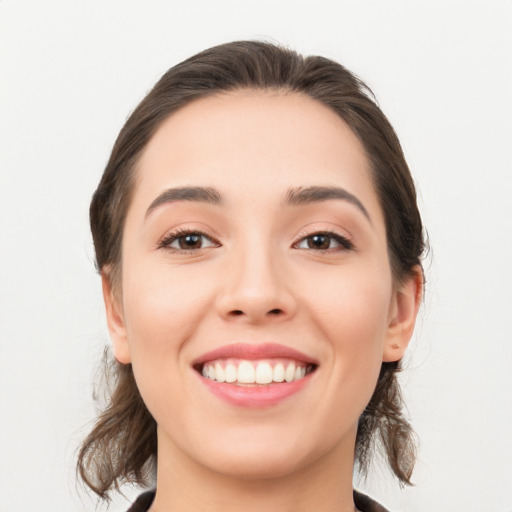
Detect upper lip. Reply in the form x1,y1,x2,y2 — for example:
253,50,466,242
192,342,319,366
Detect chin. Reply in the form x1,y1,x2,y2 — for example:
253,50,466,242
202,446,307,481
184,425,335,482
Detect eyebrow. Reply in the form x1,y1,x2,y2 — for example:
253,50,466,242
285,186,371,222
145,184,370,223
145,186,222,218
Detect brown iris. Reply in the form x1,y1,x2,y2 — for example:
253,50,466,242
307,234,332,250
178,234,203,249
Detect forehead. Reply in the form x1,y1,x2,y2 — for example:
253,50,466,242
132,90,382,223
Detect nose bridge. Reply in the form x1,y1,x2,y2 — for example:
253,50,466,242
217,234,295,322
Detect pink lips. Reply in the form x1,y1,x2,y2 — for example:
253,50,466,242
193,342,319,366
193,343,318,408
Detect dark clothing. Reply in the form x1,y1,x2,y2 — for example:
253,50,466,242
126,489,390,512
354,490,391,512
127,491,155,512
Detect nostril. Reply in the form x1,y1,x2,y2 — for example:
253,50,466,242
228,308,282,317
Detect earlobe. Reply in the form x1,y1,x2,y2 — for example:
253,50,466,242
383,265,423,363
101,268,132,364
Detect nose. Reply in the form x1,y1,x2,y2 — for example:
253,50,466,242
215,245,297,324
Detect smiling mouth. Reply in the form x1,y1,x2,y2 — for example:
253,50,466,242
194,358,317,386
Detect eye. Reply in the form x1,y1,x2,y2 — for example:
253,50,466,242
294,232,353,251
159,229,219,251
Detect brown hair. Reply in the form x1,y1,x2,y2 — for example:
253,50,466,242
78,40,425,499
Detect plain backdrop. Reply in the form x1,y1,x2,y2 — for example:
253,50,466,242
1,1,511,511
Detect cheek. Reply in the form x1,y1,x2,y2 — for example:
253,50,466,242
307,260,391,339
120,261,213,382
305,264,392,387
119,269,214,427
123,259,209,335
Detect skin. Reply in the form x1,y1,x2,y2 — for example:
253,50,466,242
103,90,422,512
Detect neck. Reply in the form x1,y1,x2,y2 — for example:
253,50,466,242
149,428,358,512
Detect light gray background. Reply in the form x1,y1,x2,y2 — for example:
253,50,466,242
1,1,511,511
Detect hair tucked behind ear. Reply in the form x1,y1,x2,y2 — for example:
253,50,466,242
79,39,426,499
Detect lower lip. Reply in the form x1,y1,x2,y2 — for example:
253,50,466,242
198,374,312,407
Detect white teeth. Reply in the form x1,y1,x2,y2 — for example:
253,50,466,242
225,363,237,383
255,362,273,384
214,363,225,383
237,361,255,383
285,363,296,383
273,363,285,382
201,359,312,385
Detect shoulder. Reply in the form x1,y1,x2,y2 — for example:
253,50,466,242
354,490,391,512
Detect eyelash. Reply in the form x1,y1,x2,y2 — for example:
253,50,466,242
157,228,220,253
293,231,354,252
158,228,353,254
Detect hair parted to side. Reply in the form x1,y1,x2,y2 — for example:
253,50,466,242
79,40,426,500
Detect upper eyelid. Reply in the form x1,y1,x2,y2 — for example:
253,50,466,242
292,228,355,252
156,226,353,248
157,228,220,249
292,227,352,243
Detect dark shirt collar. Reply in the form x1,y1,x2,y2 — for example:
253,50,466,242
127,489,390,512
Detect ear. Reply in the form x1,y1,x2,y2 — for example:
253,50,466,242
383,265,423,363
101,268,132,364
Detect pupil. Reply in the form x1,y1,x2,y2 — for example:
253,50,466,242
180,234,201,249
309,234,330,249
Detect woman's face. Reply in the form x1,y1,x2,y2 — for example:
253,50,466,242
105,90,417,480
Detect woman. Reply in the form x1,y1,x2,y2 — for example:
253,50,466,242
78,40,425,512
